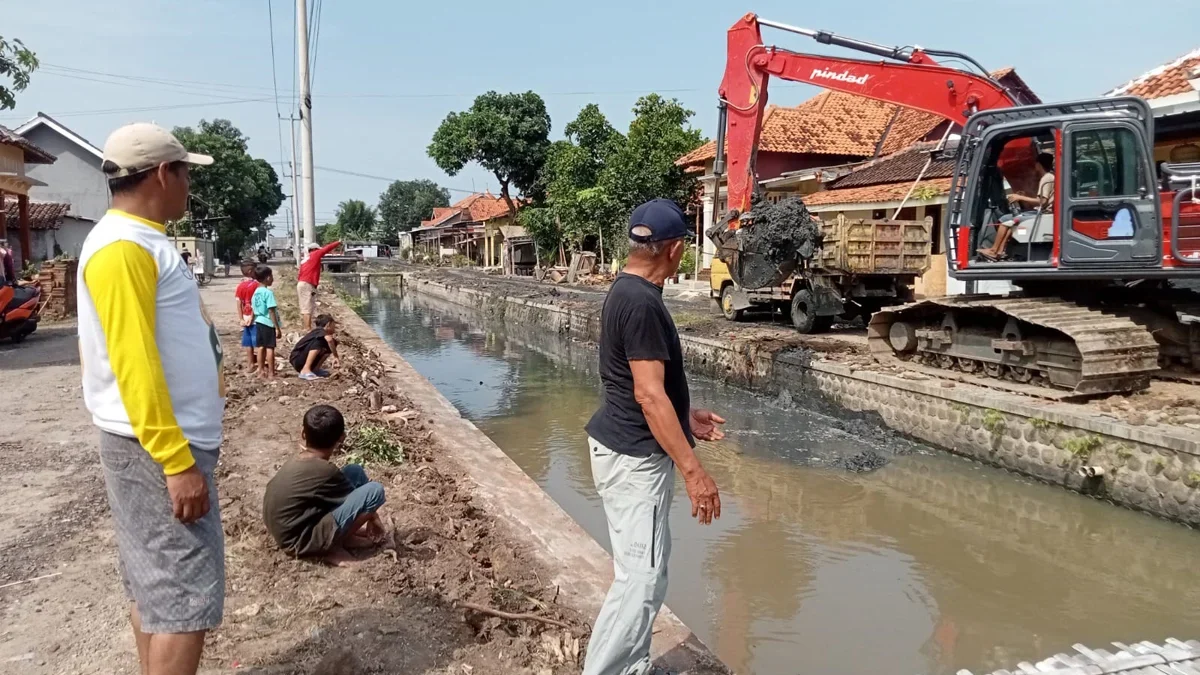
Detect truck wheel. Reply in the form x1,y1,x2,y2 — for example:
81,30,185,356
720,285,745,322
791,290,820,333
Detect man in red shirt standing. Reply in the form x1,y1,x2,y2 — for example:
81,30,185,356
297,240,341,330
234,261,260,369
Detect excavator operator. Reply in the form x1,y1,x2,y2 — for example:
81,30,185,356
978,152,1055,261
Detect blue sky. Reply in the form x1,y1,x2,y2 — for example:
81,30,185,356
5,0,1197,235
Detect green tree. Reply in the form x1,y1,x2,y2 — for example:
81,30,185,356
521,98,704,261
171,119,284,262
330,199,377,243
600,94,705,214
376,179,450,244
0,36,38,110
428,91,551,224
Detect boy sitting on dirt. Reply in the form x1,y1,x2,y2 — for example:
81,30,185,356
291,313,340,380
263,404,387,566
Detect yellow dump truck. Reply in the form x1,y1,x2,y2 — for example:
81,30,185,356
711,214,932,333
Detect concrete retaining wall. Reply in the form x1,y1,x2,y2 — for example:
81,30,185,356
393,274,1200,528
331,290,726,674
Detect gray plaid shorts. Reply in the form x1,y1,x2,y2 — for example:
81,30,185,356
99,431,225,634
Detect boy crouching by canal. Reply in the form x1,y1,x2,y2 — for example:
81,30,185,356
291,313,340,380
263,404,387,566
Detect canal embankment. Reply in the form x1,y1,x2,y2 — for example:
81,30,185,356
343,281,1200,675
324,284,728,674
387,270,1200,527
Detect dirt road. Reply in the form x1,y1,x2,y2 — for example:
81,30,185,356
0,271,589,674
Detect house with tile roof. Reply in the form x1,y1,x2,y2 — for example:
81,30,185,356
14,113,106,258
1105,47,1200,164
411,191,528,268
0,123,56,267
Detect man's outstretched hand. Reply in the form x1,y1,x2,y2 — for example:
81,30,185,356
690,409,726,442
683,466,721,525
166,465,210,524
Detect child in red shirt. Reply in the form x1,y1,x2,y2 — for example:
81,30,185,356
234,261,260,369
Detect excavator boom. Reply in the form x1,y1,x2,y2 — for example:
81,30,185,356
716,12,1018,216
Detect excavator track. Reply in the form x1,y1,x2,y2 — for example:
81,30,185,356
868,296,1161,398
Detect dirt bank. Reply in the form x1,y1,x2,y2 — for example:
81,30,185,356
0,269,591,675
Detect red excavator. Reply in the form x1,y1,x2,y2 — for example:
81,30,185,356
706,13,1200,397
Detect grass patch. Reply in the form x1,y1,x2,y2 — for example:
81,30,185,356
982,409,1006,435
1029,417,1055,430
336,288,365,312
1188,472,1200,485
1064,434,1102,461
341,425,404,466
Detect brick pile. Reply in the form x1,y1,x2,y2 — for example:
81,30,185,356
37,259,78,319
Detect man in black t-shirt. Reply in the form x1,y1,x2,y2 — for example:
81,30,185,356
582,199,724,675
291,313,340,380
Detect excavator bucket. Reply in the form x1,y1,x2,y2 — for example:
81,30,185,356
706,195,821,289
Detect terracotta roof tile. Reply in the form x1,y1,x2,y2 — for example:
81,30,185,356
420,192,517,228
828,144,955,189
804,178,952,207
1107,48,1200,100
677,91,942,167
3,196,70,230
0,124,56,164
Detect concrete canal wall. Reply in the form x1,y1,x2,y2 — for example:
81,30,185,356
394,274,1200,528
330,293,728,674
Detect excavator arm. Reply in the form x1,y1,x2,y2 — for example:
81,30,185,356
716,13,1019,217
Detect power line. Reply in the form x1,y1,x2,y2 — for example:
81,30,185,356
37,68,272,103
42,63,280,97
0,97,273,120
314,165,476,193
308,0,324,90
37,61,717,100
267,0,289,201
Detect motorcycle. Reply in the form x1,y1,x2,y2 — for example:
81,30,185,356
0,283,41,343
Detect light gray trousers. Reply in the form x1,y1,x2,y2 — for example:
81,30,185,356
583,437,676,675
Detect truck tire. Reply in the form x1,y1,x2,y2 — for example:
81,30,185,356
790,290,831,334
719,285,745,321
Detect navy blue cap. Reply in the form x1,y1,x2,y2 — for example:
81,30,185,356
629,199,689,243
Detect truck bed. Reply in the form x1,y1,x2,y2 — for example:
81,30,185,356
817,214,932,277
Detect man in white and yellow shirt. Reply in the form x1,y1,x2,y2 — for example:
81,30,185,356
77,123,223,675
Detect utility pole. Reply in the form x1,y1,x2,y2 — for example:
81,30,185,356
289,115,301,264
296,0,316,247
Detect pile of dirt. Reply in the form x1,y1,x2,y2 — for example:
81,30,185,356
1091,383,1200,429
707,195,822,290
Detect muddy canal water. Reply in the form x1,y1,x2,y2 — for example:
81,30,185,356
352,284,1200,675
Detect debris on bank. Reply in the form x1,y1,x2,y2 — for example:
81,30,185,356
209,269,590,674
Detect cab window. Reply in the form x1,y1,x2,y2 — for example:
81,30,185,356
1070,127,1145,198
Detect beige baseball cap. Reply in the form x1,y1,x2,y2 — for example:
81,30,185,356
101,122,213,178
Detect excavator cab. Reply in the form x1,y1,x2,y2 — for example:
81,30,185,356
948,96,1163,280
